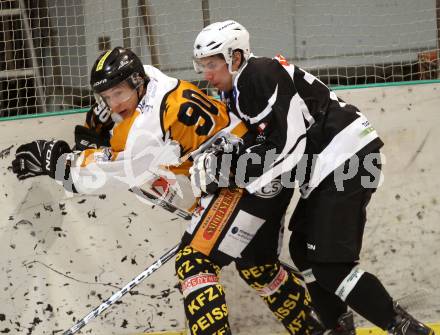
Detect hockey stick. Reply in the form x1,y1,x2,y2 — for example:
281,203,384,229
62,183,190,334
132,185,304,278
132,185,304,271
62,243,180,335
130,186,192,220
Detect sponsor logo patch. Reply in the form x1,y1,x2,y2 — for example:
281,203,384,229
93,78,107,88
118,59,130,69
217,210,265,258
190,188,242,255
181,273,218,297
254,179,283,198
306,243,316,250
257,266,288,297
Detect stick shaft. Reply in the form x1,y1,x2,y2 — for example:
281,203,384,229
63,243,180,335
130,186,192,220
64,183,189,334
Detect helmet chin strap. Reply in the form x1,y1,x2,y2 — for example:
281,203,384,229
227,62,236,74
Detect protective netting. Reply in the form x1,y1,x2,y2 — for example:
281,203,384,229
0,0,439,117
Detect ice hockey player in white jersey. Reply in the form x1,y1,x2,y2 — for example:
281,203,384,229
12,47,324,334
192,19,435,335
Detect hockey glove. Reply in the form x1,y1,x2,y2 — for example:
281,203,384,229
12,140,71,180
74,101,114,151
209,134,243,155
189,135,241,194
190,151,224,194
74,125,111,151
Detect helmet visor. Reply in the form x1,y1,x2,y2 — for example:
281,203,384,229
95,79,143,110
193,56,227,74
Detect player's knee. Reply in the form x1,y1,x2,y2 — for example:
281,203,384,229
237,262,304,298
289,247,309,272
311,262,359,293
288,234,310,271
175,245,220,282
237,262,281,292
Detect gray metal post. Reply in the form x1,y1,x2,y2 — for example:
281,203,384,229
202,0,210,27
18,0,47,113
121,0,131,48
138,0,160,69
437,0,440,78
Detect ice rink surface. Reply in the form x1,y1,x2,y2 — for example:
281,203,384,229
1,83,439,334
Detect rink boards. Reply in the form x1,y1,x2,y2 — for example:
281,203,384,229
0,82,439,334
137,323,440,334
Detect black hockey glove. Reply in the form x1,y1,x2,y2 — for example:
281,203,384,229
189,135,242,194
12,140,71,180
74,101,114,150
74,125,111,151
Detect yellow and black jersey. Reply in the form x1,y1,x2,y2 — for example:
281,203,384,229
161,79,237,156
70,65,247,194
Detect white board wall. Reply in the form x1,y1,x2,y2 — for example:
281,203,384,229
0,83,439,334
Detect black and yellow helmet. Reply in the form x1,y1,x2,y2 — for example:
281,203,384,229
90,47,147,93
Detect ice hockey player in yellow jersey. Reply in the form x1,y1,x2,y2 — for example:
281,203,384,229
12,47,324,335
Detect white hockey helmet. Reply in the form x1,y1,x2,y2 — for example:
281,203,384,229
193,20,250,73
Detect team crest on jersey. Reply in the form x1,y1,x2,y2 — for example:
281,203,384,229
256,122,267,143
254,179,283,198
138,79,157,113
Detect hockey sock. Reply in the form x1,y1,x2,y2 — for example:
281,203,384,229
305,280,348,329
183,284,230,335
344,272,394,330
238,262,314,335
176,245,231,335
290,237,348,329
312,262,395,329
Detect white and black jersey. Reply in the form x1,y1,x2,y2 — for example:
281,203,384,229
225,55,383,196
